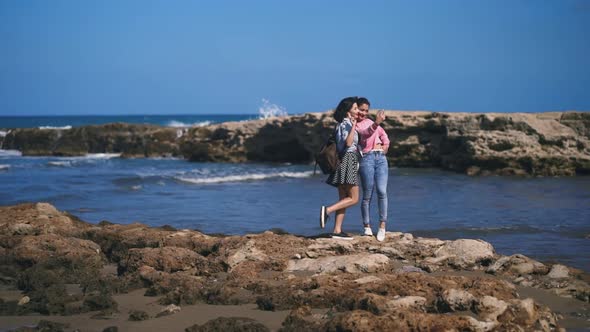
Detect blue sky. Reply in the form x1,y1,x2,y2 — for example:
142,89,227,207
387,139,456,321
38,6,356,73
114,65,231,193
1,0,589,115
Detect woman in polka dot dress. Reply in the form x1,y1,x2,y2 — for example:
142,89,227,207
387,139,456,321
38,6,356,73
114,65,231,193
319,96,360,240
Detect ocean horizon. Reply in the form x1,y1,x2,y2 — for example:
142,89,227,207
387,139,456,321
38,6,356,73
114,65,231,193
0,114,261,129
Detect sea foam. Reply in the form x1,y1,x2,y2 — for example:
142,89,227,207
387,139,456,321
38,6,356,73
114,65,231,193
177,171,313,184
84,153,121,159
166,120,212,128
47,161,72,167
38,125,72,130
0,149,22,157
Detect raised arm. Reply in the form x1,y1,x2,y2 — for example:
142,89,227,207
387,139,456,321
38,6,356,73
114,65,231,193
357,110,386,138
345,117,357,147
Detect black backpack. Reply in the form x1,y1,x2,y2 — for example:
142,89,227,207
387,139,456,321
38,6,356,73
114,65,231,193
314,128,340,175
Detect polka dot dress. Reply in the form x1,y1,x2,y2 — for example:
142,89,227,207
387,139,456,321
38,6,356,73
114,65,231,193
326,151,359,187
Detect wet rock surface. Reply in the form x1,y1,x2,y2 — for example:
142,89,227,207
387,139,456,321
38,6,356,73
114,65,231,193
0,203,589,331
2,111,589,176
185,317,270,332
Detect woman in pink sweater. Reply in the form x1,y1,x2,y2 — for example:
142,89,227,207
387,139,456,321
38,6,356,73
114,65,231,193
356,97,390,241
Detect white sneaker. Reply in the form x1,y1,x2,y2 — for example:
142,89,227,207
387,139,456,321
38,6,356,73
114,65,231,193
376,228,386,242
363,227,373,236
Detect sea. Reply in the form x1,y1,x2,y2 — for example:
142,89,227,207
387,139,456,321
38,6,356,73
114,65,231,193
0,114,589,273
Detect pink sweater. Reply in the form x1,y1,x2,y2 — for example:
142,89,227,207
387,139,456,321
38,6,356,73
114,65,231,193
356,118,390,154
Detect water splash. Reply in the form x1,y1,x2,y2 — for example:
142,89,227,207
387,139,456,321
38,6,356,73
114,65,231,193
258,99,287,119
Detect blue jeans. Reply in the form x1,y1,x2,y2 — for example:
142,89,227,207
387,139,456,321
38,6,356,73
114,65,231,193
359,151,388,226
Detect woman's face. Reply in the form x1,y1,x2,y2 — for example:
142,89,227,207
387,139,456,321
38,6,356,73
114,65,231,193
357,103,369,121
348,103,359,119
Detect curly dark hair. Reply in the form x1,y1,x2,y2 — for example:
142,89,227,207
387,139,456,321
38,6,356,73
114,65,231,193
333,96,358,123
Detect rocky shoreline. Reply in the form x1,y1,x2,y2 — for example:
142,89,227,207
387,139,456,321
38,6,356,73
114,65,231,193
0,203,588,331
2,111,590,176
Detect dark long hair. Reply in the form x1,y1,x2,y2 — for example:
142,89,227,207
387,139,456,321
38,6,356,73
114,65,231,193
333,96,358,123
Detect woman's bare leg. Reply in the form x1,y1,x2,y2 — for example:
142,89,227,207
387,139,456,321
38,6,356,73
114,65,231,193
327,185,359,233
333,186,347,233
327,185,359,213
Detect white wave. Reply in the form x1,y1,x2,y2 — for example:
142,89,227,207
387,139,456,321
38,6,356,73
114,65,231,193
147,156,183,161
166,120,212,128
47,161,72,167
0,130,8,137
38,125,72,130
0,164,10,170
177,171,313,184
0,149,22,157
258,99,288,119
131,185,142,191
83,153,121,159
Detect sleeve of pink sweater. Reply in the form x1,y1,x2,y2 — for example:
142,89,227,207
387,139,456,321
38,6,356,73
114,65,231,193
357,119,390,153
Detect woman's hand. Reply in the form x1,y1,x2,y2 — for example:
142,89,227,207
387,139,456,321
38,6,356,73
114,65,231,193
375,110,386,125
345,117,358,147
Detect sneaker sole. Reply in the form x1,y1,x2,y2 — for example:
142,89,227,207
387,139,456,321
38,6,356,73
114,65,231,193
320,206,326,229
331,236,354,240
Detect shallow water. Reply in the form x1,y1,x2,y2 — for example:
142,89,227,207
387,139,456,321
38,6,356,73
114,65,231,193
1,151,589,272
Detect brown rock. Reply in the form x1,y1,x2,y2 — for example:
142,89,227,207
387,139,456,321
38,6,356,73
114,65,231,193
120,246,211,274
12,234,103,268
430,239,495,269
186,317,269,332
440,288,476,311
0,203,92,237
325,310,477,332
155,304,180,317
486,254,549,277
285,253,390,274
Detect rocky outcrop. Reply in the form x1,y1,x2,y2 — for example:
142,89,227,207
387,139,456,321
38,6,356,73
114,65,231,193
1,203,589,330
0,123,180,158
2,111,590,176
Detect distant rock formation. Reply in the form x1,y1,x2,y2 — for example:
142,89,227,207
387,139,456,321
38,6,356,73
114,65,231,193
2,111,589,176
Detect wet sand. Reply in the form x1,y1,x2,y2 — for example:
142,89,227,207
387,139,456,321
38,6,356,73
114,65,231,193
515,286,590,331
